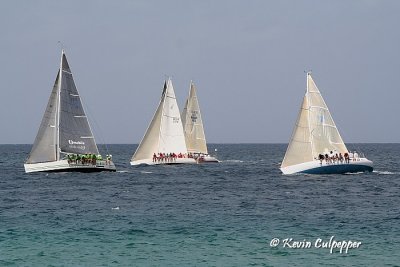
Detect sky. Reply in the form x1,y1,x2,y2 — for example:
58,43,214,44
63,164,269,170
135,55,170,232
1,0,399,144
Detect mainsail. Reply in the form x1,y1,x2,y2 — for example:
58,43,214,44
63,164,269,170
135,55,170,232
58,53,99,156
181,81,208,154
27,50,99,164
281,73,348,168
131,78,188,162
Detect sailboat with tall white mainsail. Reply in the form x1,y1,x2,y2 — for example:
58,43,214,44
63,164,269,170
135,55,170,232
130,78,196,165
181,81,219,163
24,50,116,173
280,72,373,174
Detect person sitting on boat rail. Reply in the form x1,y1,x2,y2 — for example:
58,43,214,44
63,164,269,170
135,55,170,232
353,151,359,161
91,153,97,165
329,151,334,163
349,151,354,161
344,152,349,163
318,154,324,165
67,154,73,164
339,153,344,163
106,154,112,164
324,153,329,164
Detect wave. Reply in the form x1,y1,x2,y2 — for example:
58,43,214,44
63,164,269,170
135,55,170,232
344,172,365,175
111,207,120,210
373,170,398,175
224,160,244,163
140,171,153,174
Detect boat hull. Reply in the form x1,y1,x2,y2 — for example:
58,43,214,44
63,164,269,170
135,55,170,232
130,158,196,166
24,160,116,173
280,158,373,175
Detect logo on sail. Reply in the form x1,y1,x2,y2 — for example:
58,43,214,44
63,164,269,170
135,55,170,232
191,111,198,123
69,140,85,145
68,140,85,150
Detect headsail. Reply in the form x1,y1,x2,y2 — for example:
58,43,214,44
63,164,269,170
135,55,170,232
281,73,347,168
181,82,208,154
131,78,188,162
281,95,313,168
27,50,99,164
131,81,166,162
26,72,59,163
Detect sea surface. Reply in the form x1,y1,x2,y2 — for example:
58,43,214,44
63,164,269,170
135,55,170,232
0,144,399,267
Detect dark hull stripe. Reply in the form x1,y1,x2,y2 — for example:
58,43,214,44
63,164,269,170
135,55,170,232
300,164,373,174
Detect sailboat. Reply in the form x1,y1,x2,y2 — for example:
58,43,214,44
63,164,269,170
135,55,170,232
130,78,196,165
181,81,219,163
24,50,116,173
280,72,373,174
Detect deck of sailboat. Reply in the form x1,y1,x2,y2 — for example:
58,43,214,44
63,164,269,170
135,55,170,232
280,158,373,175
24,160,116,173
130,157,196,166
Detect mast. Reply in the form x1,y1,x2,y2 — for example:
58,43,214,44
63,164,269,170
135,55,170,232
55,50,63,161
158,79,168,153
306,72,315,158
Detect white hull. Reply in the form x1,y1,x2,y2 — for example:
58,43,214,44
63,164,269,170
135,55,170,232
24,159,116,173
130,157,196,166
281,158,373,175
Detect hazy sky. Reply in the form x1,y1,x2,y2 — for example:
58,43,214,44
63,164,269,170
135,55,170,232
1,0,399,144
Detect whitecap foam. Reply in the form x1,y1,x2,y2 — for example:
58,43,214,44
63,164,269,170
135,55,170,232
112,207,120,210
373,170,396,175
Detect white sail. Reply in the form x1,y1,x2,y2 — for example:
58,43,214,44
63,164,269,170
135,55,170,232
27,50,99,163
131,79,188,163
281,73,348,168
181,82,208,154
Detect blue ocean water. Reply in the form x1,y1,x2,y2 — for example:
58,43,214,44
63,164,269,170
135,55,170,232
0,144,399,266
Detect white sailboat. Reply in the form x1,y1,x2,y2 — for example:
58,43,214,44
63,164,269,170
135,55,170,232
130,78,196,165
280,72,373,175
181,81,219,163
24,50,116,173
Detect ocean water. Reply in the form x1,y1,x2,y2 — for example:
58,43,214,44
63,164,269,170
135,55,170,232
0,144,399,266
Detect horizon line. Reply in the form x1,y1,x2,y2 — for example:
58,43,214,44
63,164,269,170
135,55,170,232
3,142,400,145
